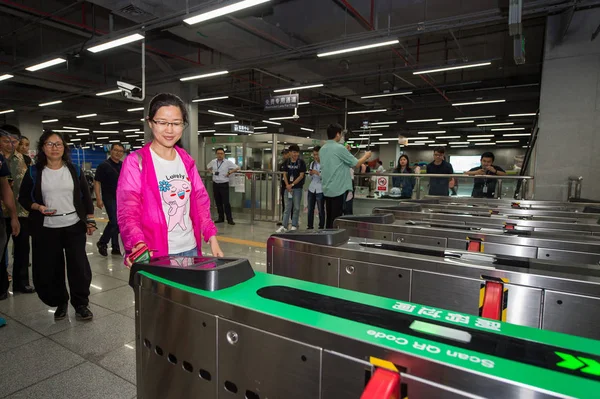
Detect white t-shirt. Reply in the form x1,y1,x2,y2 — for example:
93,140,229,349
206,158,237,183
150,149,196,254
42,166,80,228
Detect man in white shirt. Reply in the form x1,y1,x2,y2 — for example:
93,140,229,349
207,148,239,225
307,146,324,229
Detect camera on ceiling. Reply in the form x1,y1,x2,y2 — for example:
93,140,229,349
117,81,143,100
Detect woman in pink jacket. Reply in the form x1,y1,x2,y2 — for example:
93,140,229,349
117,93,223,265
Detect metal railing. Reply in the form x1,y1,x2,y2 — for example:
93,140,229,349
567,176,583,200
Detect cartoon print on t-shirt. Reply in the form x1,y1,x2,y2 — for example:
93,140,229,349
158,175,192,232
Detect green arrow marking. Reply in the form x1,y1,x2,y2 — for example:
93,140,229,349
556,352,584,370
580,357,600,376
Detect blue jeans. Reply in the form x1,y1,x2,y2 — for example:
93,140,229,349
171,248,198,257
307,191,324,229
99,198,120,250
282,189,302,228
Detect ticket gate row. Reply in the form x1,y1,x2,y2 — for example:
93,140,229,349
334,213,600,264
130,257,600,399
421,196,598,212
267,230,600,341
371,204,600,234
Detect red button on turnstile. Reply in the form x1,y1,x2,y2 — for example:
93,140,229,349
481,281,503,321
361,368,400,399
467,240,482,252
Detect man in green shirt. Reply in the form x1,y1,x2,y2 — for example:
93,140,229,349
320,123,371,228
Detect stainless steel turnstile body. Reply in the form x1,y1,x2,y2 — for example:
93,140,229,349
334,214,600,264
423,196,598,211
267,231,600,340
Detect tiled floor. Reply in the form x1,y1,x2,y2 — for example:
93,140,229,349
0,211,275,399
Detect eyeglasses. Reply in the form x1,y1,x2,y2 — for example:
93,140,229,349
151,119,186,130
112,149,125,153
45,142,64,148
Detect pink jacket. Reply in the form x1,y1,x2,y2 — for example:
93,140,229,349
117,144,217,258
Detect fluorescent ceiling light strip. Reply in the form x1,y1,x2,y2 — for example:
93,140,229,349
53,130,78,133
88,33,144,53
455,115,495,120
509,113,536,117
363,125,389,128
413,61,491,75
269,116,296,120
467,138,491,142
254,126,267,129
452,99,506,106
491,127,525,131
184,0,270,25
214,120,239,125
262,120,281,125
86,142,95,144
496,140,520,143
359,133,383,137
371,121,397,125
26,58,66,72
39,100,62,107
93,130,119,133
438,120,473,125
208,110,235,117
193,96,229,102
429,143,447,147
408,136,427,140
136,139,145,142
70,138,81,142
100,121,119,125
448,142,470,145
42,119,58,123
127,107,144,112
503,133,531,137
63,126,88,131
436,136,461,139
418,131,446,134
317,39,399,57
300,127,314,132
214,133,238,136
467,134,494,138
298,102,310,105
273,83,323,93
76,113,97,119
475,142,496,145
407,118,442,123
126,135,140,138
0,109,14,115
96,137,109,140
348,109,387,115
360,91,412,99
417,140,435,144
96,89,121,96
198,130,217,133
180,70,229,82
109,140,120,143
75,133,90,136
123,128,140,132
406,142,426,146
477,123,514,127
0,74,13,82
451,145,469,148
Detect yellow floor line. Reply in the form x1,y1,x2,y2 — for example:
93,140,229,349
217,236,267,248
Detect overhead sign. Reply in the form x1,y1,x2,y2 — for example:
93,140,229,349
264,94,299,111
232,124,254,134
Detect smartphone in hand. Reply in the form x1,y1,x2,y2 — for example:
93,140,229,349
128,244,151,265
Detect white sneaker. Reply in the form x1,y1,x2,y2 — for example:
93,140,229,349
290,226,298,231
276,226,288,233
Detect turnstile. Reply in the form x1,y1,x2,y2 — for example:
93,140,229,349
423,196,599,211
130,256,600,399
334,213,600,264
372,204,600,234
267,230,600,340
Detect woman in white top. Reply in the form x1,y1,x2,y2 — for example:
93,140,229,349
19,131,97,321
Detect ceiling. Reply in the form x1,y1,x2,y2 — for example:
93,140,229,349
0,0,594,150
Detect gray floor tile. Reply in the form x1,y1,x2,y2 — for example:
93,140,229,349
97,341,137,384
89,274,128,294
118,306,136,319
89,286,135,312
0,292,51,318
6,361,136,399
13,303,114,336
0,338,84,397
101,267,132,282
0,316,43,353
50,313,135,362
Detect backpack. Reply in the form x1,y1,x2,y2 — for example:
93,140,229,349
29,164,81,203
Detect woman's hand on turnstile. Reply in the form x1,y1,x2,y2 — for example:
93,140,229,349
209,236,224,258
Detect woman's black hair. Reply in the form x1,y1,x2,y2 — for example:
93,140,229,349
147,93,189,125
396,154,412,173
35,130,71,169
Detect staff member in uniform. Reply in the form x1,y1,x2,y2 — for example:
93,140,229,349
94,143,124,256
207,148,239,225
426,147,454,196
465,152,507,198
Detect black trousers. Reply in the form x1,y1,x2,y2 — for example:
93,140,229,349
213,182,233,222
32,222,92,308
325,193,346,229
0,217,30,291
0,218,9,295
98,198,120,249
